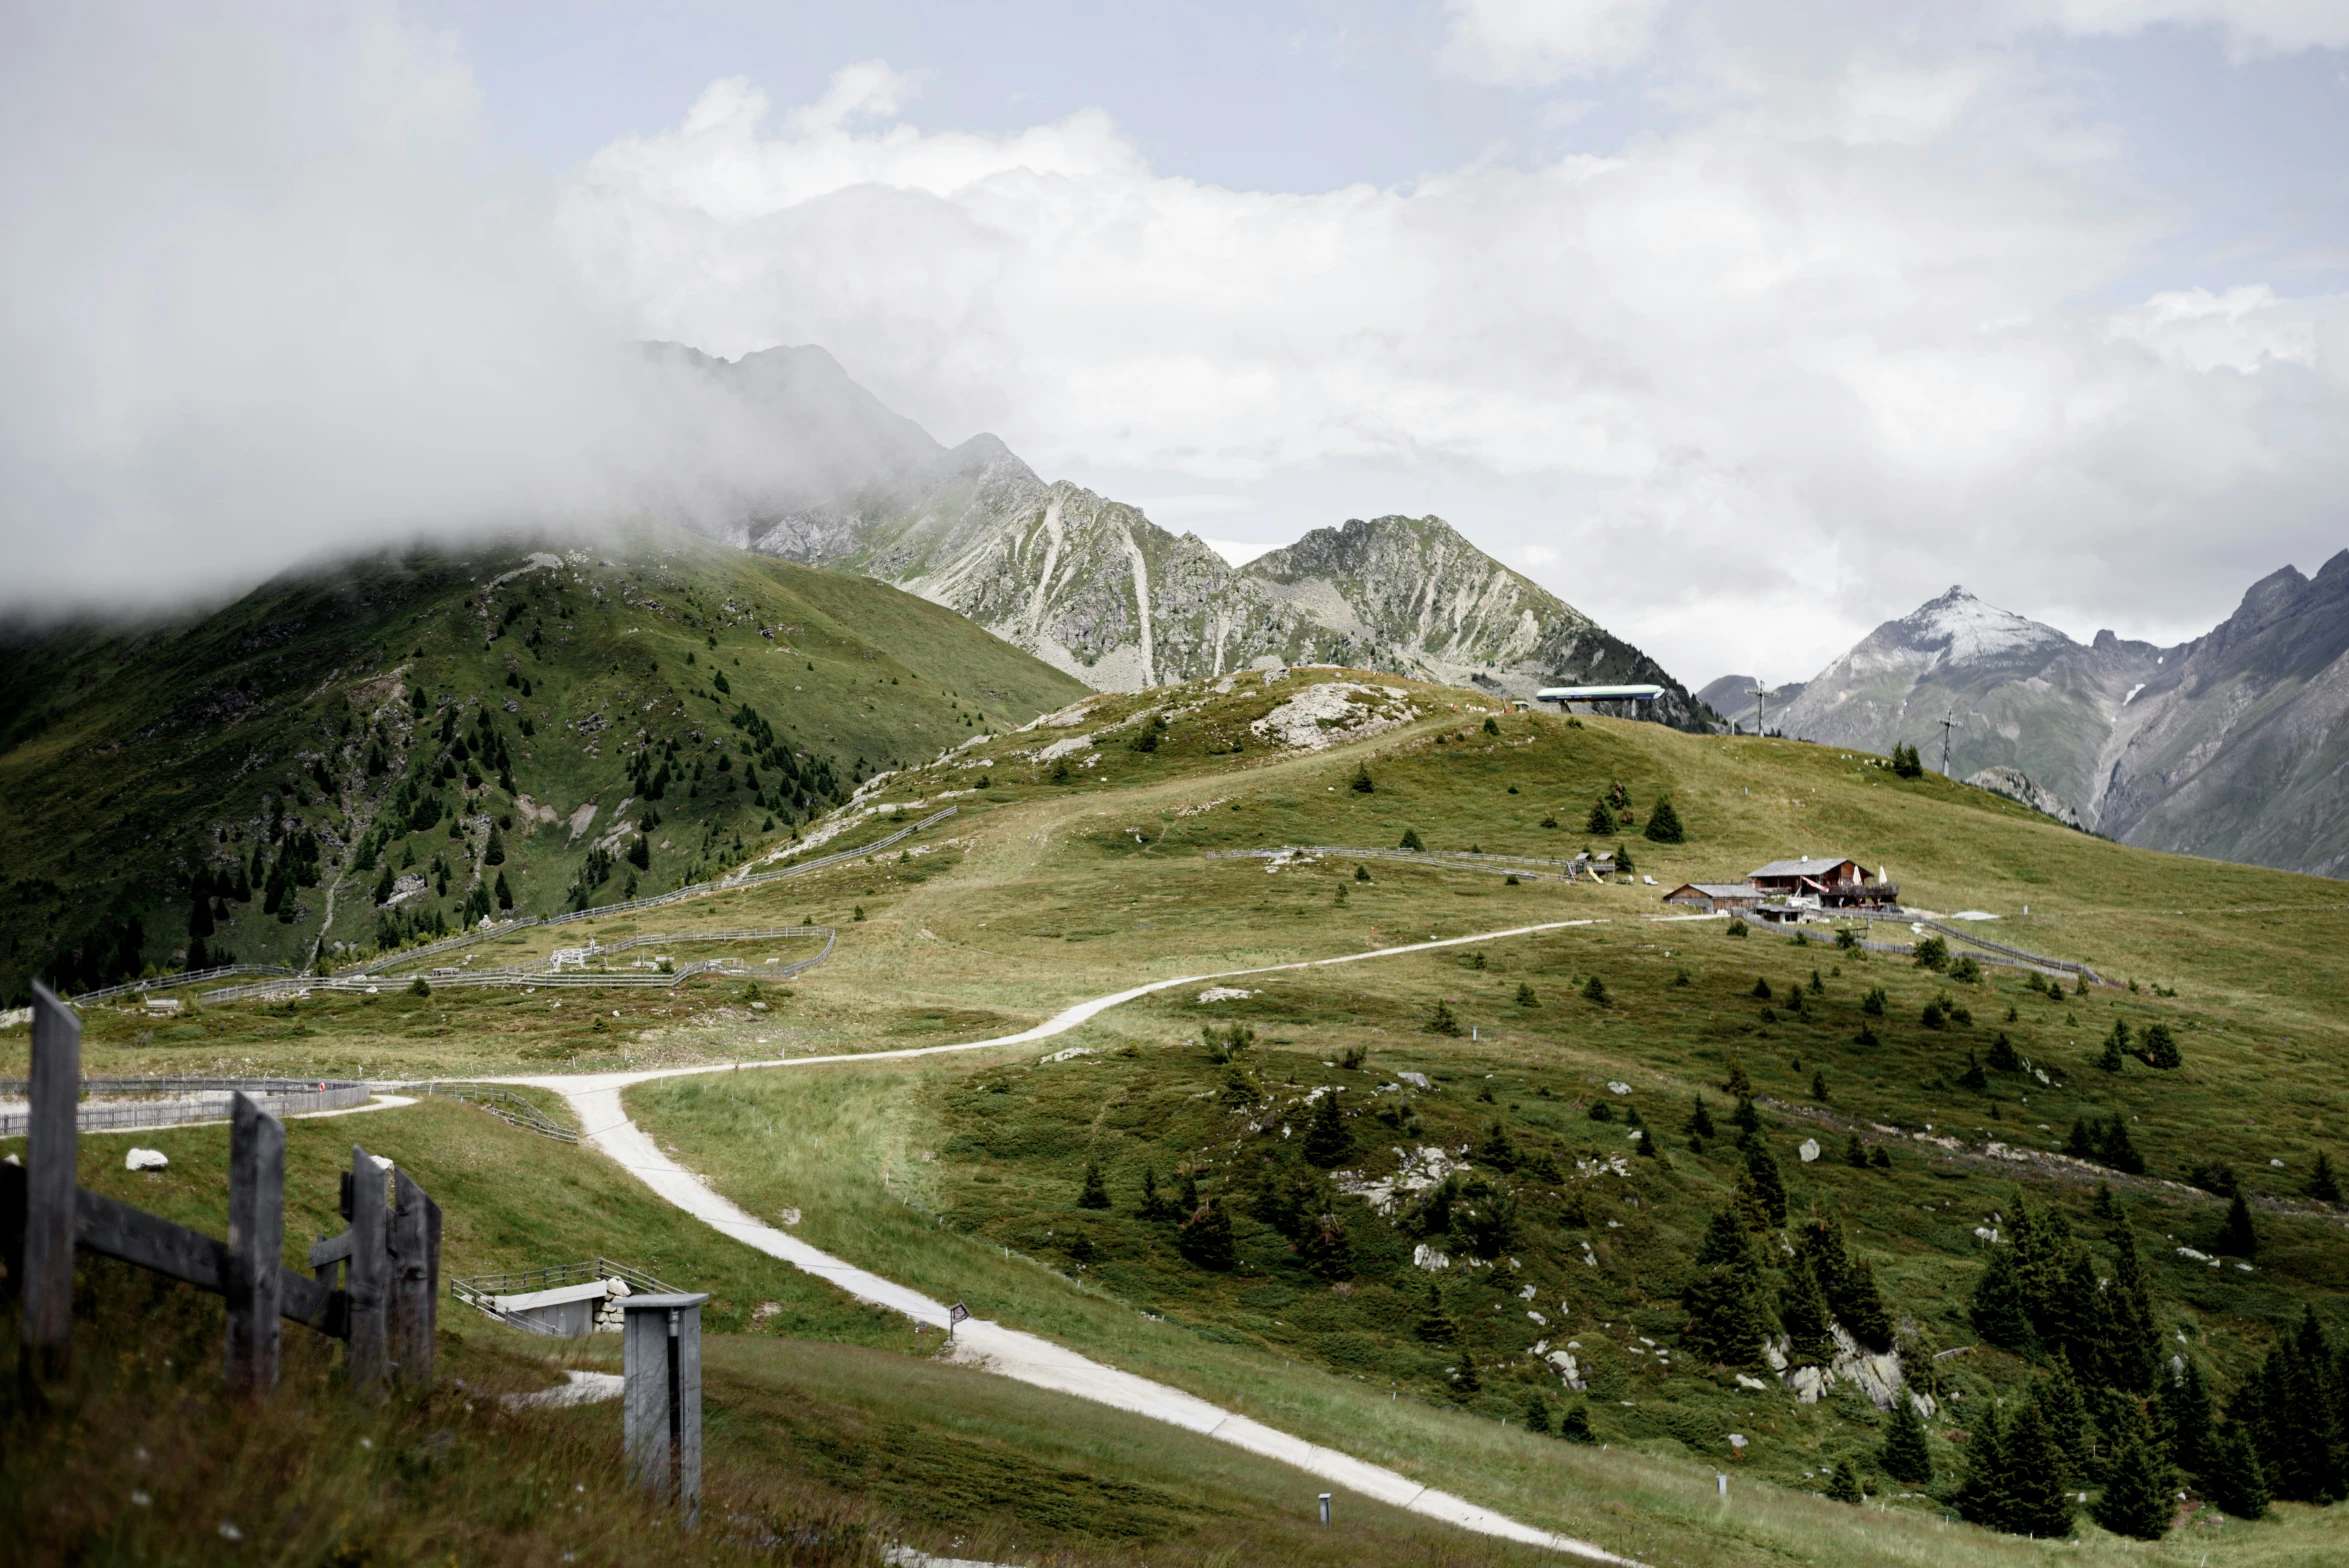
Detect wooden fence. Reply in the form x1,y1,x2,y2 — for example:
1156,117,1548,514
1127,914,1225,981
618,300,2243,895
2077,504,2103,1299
2,983,439,1396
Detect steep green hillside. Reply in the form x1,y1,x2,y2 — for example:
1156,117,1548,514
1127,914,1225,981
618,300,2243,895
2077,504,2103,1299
0,525,1087,1001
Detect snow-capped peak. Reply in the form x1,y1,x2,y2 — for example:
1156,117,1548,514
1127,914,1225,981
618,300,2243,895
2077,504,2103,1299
1894,586,2072,667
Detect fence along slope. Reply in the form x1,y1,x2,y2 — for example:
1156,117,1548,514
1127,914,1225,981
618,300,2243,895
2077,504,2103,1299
3,983,438,1396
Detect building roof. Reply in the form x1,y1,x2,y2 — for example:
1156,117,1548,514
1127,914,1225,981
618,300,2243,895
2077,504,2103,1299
1747,856,1863,880
1666,883,1765,899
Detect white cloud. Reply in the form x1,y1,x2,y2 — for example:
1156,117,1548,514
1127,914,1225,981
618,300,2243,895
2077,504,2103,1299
558,51,2349,680
2023,0,2349,56
1438,0,1673,83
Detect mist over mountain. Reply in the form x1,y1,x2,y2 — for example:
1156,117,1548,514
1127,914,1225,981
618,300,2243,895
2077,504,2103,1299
1740,570,2349,877
670,345,1709,728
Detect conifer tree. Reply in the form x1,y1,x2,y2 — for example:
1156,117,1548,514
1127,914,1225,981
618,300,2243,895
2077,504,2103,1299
2205,1425,2270,1519
1177,1196,1236,1270
1399,826,1425,851
1139,1166,1166,1220
1303,1088,1353,1167
1844,1133,1868,1169
1837,1253,1897,1353
2219,1190,2256,1259
1685,1095,1717,1139
2160,1359,2215,1476
2307,1151,2342,1204
1684,1209,1772,1367
1078,1160,1111,1209
2093,1422,2175,1540
1736,1141,1789,1230
2101,1212,2161,1396
1826,1459,1863,1503
1778,1252,1834,1367
1560,1401,1597,1442
1523,1393,1555,1435
1643,797,1685,843
1586,798,1616,835
1955,1405,2017,1532
2002,1400,2081,1538
494,870,513,910
2038,1362,2092,1479
1959,1051,1988,1091
1880,1396,1933,1484
1987,1030,2023,1071
1414,1283,1457,1343
2098,1019,2129,1073
484,824,506,866
2142,1021,2180,1069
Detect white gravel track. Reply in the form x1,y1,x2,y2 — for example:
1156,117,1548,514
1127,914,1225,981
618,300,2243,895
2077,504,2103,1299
493,920,1636,1565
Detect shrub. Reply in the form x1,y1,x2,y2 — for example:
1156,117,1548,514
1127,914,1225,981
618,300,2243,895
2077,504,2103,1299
2219,1191,2256,1258
1950,955,1982,984
1986,1031,2022,1071
1482,716,1499,735
407,977,430,997
1177,1198,1237,1270
1350,762,1374,792
1891,742,1925,779
1303,1090,1353,1167
1353,863,1371,882
1426,999,1463,1036
1338,1044,1367,1070
1077,1161,1111,1209
1515,981,1537,1007
1825,1460,1863,1504
1399,827,1425,851
1920,1000,1947,1030
1643,797,1685,843
1725,917,1748,938
1861,986,1887,1016
2308,1152,2342,1204
1540,814,1558,828
1913,935,1949,971
1560,1403,1596,1442
2098,1019,2129,1073
1752,977,1773,1000
1958,1052,1987,1091
1581,976,1608,1005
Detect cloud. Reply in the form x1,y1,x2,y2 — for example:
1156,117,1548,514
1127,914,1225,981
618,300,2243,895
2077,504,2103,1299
0,4,869,614
558,51,2349,681
1438,0,1673,83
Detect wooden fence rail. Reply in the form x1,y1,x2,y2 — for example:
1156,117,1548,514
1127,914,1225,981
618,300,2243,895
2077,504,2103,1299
3,982,437,1397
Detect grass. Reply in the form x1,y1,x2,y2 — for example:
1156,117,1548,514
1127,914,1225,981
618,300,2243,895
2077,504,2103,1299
12,666,2349,1563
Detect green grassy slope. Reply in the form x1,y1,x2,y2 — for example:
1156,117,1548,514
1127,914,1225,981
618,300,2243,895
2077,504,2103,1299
15,668,2349,1564
0,524,1088,1001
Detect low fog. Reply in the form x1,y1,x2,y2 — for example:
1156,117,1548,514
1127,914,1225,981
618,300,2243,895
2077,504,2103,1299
0,6,891,620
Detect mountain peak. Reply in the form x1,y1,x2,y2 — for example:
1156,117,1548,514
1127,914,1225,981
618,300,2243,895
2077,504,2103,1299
1889,585,2071,666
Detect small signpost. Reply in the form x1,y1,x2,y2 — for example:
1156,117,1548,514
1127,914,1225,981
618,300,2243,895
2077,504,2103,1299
4,981,438,1398
622,1292,709,1527
948,1300,970,1343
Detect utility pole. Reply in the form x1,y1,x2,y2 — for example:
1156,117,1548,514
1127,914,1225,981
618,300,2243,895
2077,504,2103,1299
1745,680,1769,737
1938,710,1956,776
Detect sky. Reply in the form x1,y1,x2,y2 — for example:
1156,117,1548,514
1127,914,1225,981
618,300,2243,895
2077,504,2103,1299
4,2,2347,688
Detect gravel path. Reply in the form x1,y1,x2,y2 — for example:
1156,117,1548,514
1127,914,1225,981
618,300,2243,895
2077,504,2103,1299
494,920,1638,1566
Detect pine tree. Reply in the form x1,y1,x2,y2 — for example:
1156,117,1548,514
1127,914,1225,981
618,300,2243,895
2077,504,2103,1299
1399,827,1425,851
1987,1030,2023,1071
1955,1405,2017,1532
2160,1359,2215,1476
1826,1459,1863,1503
1303,1089,1353,1167
1177,1196,1236,1270
1959,1051,1987,1091
2204,1425,2270,1519
1350,762,1375,793
484,824,506,866
1560,1402,1596,1443
1778,1252,1835,1367
1078,1161,1111,1209
1844,1133,1868,1169
2098,1019,2129,1073
1837,1253,1897,1353
1139,1166,1166,1220
2003,1400,2080,1539
2093,1423,2175,1540
1643,797,1685,844
1685,1095,1717,1139
2307,1151,2342,1204
1683,1209,1772,1367
1298,1209,1352,1282
2101,1212,2161,1396
1451,1349,1482,1397
1585,798,1616,835
2219,1190,2256,1258
494,870,513,910
2038,1362,2092,1479
1736,1141,1789,1230
1523,1393,1555,1434
1414,1283,1458,1343
2142,1021,2180,1069
1881,1395,1933,1484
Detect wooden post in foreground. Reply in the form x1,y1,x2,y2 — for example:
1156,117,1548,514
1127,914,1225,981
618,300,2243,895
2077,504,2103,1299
387,1167,440,1390
623,1293,709,1528
344,1145,389,1396
225,1092,285,1395
20,982,80,1385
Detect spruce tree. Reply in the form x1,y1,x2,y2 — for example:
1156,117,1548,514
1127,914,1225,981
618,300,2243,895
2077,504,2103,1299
1139,1166,1166,1220
1303,1089,1353,1167
2098,1020,2128,1073
1560,1402,1596,1443
1414,1283,1457,1343
1881,1395,1933,1484
1987,1031,2022,1071
2142,1022,2180,1069
1778,1252,1834,1367
1684,1209,1772,1367
1176,1196,1236,1270
2101,1212,2161,1396
1736,1141,1789,1230
1078,1161,1111,1209
1955,1405,2016,1532
1586,798,1616,835
1643,797,1685,844
2219,1191,2256,1258
1837,1253,1897,1353
1452,1349,1482,1396
2307,1151,2342,1204
2204,1425,2270,1519
484,824,506,866
1523,1393,1555,1434
2038,1363,2092,1480
1685,1095,1717,1139
2002,1400,2079,1539
2161,1359,2215,1476
2093,1424,2175,1540
1399,826,1425,851
1826,1459,1863,1503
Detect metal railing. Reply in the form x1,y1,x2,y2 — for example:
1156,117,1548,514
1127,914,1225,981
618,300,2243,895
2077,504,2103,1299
1205,844,1608,882
0,1075,370,1137
61,964,298,1008
408,1082,579,1143
450,1256,680,1334
202,926,836,1003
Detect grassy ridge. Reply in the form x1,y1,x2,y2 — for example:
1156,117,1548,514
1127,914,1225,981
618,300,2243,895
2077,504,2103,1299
0,524,1087,1001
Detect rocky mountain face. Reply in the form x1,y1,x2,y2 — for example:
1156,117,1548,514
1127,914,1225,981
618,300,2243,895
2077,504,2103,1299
1739,570,2349,877
701,347,1707,728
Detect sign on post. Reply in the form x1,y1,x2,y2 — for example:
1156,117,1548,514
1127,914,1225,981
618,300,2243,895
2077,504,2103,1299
622,1292,710,1527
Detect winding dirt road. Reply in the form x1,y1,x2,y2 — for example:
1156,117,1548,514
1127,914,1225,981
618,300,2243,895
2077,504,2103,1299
493,919,1637,1566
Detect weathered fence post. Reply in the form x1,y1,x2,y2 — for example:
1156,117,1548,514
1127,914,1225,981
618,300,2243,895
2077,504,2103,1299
622,1292,709,1528
224,1092,285,1395
387,1167,440,1390
20,982,79,1386
344,1145,390,1396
